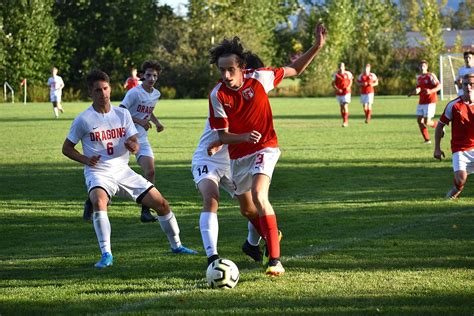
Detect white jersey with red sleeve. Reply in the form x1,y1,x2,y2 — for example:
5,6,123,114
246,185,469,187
456,66,474,96
208,67,285,160
357,73,377,94
416,72,439,104
66,105,138,173
332,71,353,96
120,84,160,143
439,97,474,153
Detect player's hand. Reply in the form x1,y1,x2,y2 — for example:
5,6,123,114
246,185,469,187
246,130,261,144
314,23,327,49
155,122,164,133
125,139,139,154
137,118,152,131
207,140,224,156
433,149,445,161
86,155,101,167
337,89,343,94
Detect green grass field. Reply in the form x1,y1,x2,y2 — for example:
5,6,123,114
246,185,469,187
0,96,473,315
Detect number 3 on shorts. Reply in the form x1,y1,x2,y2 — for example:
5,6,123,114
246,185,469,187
255,153,264,165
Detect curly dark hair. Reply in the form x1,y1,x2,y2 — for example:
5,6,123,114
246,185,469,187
244,51,264,69
209,36,247,68
141,60,162,73
86,70,110,90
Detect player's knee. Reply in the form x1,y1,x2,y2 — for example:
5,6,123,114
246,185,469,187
152,197,170,215
203,196,219,212
240,207,257,219
251,191,268,210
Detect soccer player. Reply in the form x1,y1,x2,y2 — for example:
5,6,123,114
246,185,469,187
455,51,474,96
62,70,197,269
356,64,378,123
207,24,327,276
332,62,353,127
47,67,65,119
434,73,474,199
408,60,441,144
123,67,140,91
193,53,265,266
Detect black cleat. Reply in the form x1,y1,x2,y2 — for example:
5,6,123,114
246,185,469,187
207,254,220,266
242,240,263,262
140,207,158,223
83,198,93,222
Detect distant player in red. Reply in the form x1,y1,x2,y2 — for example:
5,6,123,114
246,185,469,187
208,24,327,276
332,63,353,127
408,60,441,144
123,67,140,91
434,73,474,199
357,64,378,123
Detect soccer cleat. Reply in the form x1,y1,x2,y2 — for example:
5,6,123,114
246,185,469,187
207,254,220,266
140,207,158,223
171,245,198,255
83,198,93,222
446,186,462,200
242,240,263,262
342,122,348,127
94,252,113,269
262,230,283,267
423,140,432,144
266,259,285,276
59,107,64,113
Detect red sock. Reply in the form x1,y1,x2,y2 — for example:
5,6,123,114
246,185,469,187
420,127,430,141
367,109,372,121
432,120,438,128
343,112,349,123
364,109,368,119
249,216,263,237
259,214,280,259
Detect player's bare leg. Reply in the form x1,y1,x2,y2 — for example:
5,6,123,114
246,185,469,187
141,188,198,254
425,116,438,129
237,192,263,262
447,170,467,199
251,174,284,276
89,188,113,268
417,116,431,143
137,155,158,222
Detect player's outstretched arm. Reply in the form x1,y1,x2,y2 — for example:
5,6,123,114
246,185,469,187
433,122,446,160
217,129,261,145
284,23,327,78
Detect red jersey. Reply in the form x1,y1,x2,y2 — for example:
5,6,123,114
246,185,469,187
416,73,439,105
440,97,474,153
209,67,285,159
357,73,378,94
125,77,139,91
332,71,353,96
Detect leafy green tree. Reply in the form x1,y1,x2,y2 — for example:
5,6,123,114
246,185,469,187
451,1,474,29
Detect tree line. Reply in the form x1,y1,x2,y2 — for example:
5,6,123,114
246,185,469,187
0,0,471,101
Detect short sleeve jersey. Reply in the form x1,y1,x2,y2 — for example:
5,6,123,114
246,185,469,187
357,73,378,94
192,119,229,164
416,72,439,104
125,77,140,91
439,96,474,153
121,85,161,142
47,75,64,92
209,67,285,160
456,66,474,96
66,105,138,173
332,71,353,96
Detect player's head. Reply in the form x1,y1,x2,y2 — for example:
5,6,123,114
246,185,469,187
209,37,246,89
419,60,429,73
141,60,162,89
338,62,345,72
464,51,474,67
51,67,58,75
244,52,264,69
130,67,137,76
364,63,371,73
86,70,111,107
462,73,474,98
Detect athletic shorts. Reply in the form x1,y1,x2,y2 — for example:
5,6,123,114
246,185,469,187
336,94,351,105
360,93,374,105
452,150,474,174
231,147,281,195
135,141,154,161
50,91,61,103
85,166,153,202
416,103,436,118
191,157,235,196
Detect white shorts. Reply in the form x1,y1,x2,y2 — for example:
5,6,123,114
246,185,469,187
416,103,436,118
231,147,281,195
360,93,374,105
336,94,351,105
50,91,61,103
85,166,153,203
452,150,474,174
191,157,235,196
135,141,154,161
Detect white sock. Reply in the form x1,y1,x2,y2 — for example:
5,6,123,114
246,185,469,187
200,211,218,257
93,211,111,254
157,211,181,249
247,221,261,246
53,107,59,118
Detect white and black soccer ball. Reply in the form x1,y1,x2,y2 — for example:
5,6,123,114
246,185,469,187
206,258,239,289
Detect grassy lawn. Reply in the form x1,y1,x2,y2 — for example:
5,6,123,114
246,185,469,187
0,96,472,315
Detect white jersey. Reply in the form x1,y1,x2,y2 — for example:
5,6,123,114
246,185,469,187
47,75,64,92
66,105,138,174
457,66,474,96
192,119,230,165
121,84,161,143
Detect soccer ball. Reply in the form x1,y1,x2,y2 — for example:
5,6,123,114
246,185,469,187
206,258,239,289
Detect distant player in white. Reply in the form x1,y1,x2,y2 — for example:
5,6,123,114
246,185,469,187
62,70,197,269
455,51,474,96
47,67,64,118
